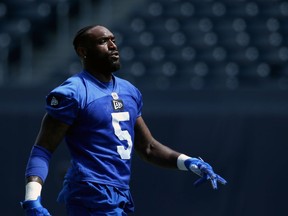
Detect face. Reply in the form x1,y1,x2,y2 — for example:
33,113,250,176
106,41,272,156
83,26,120,73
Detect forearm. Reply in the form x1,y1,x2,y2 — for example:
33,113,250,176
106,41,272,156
21,114,68,215
135,138,181,169
26,176,43,184
24,145,51,201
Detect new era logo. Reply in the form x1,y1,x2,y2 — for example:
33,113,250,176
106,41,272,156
112,99,124,111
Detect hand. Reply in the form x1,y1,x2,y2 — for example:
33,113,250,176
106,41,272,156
184,157,227,189
21,196,51,216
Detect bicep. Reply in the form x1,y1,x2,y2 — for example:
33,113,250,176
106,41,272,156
35,113,70,152
134,117,152,153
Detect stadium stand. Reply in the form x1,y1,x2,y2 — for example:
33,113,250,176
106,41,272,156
0,0,287,91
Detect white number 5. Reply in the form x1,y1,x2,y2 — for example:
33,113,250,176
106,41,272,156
111,112,132,159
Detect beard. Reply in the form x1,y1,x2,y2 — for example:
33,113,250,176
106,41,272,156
87,50,121,73
108,58,121,73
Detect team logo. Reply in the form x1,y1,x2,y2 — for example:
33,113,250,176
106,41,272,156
112,99,124,111
50,96,59,106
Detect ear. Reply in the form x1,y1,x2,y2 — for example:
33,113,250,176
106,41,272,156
76,47,87,59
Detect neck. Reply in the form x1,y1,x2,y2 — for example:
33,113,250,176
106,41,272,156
84,66,112,82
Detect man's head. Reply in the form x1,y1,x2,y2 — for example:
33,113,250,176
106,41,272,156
73,25,121,74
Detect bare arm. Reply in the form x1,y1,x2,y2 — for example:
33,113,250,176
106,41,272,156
134,116,181,169
26,113,70,184
134,116,227,189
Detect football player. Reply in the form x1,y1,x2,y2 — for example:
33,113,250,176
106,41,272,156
21,25,227,216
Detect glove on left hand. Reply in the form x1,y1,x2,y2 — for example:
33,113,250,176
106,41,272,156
184,157,227,189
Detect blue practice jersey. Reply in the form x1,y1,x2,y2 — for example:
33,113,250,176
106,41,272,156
46,70,143,189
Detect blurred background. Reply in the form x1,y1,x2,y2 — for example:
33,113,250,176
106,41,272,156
1,0,288,215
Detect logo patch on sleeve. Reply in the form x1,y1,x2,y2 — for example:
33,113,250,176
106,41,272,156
112,99,124,111
50,96,59,106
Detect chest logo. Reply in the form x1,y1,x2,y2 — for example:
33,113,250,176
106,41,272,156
112,99,124,111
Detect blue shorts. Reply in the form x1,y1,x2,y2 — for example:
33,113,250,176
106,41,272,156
57,181,134,216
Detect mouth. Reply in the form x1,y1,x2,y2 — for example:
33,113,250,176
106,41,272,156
110,51,119,59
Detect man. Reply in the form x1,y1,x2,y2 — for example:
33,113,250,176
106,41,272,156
21,25,227,216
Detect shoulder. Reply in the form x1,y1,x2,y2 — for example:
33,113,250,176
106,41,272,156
50,72,86,99
115,76,141,96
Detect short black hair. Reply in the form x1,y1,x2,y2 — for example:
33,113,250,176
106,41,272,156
72,25,95,52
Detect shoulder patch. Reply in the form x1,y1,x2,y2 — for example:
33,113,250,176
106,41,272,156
47,94,64,108
50,96,59,106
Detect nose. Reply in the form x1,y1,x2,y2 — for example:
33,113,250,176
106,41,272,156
108,39,117,49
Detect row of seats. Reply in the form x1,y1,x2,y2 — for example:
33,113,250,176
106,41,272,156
117,16,287,49
0,0,85,84
145,0,288,18
1,0,287,91
119,44,288,63
0,0,80,48
110,0,288,90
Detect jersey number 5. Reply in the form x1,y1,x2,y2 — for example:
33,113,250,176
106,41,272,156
111,112,132,159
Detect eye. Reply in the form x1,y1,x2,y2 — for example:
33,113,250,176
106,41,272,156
98,38,107,44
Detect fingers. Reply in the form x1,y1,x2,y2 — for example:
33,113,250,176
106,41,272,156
206,172,228,189
209,174,228,189
194,175,218,189
216,174,227,185
193,174,218,189
190,158,227,189
199,163,216,180
209,178,218,189
195,165,227,189
193,174,208,187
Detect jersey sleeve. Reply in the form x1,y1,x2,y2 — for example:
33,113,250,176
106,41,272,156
46,93,79,125
45,78,81,125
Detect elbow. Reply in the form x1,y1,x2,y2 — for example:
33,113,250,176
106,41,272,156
135,139,155,162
